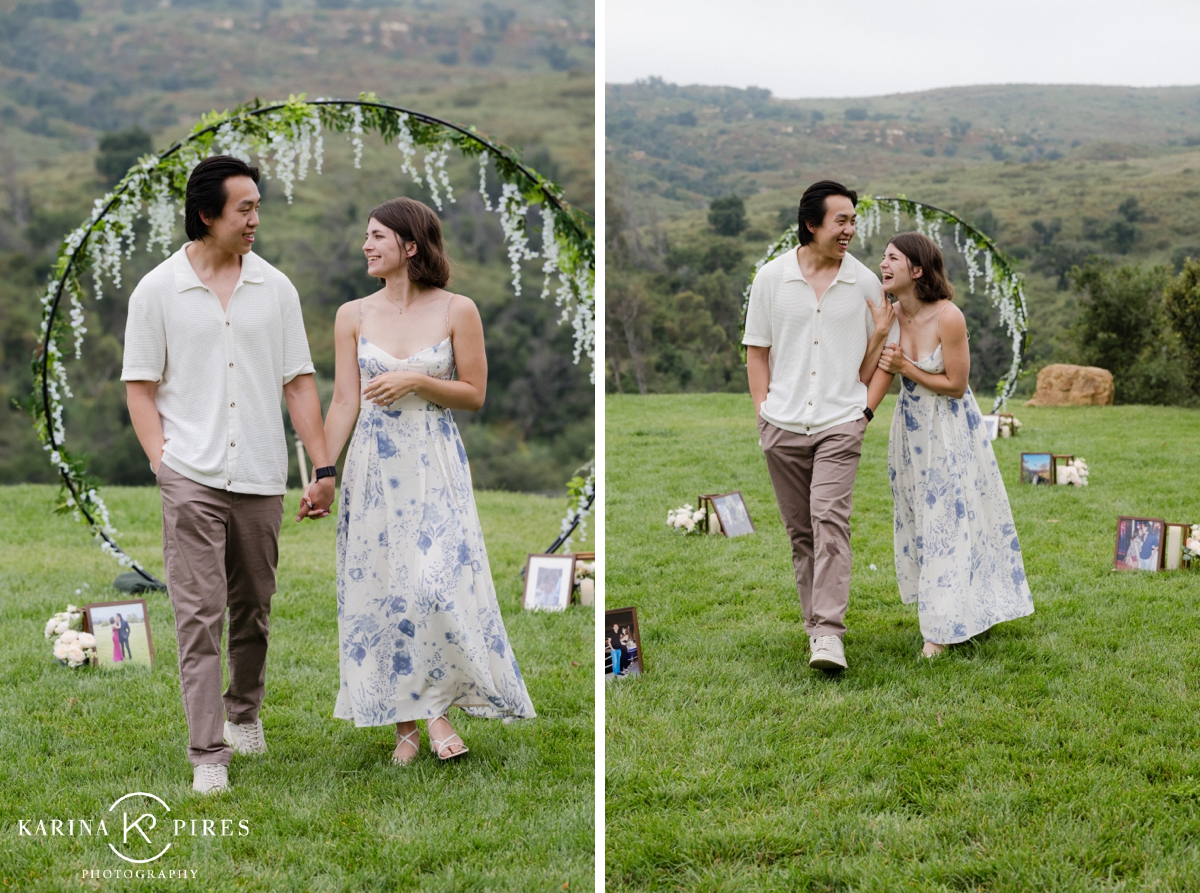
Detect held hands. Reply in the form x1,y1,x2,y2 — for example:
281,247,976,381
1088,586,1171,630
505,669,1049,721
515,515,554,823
868,286,896,334
295,476,335,522
878,342,907,375
362,371,424,407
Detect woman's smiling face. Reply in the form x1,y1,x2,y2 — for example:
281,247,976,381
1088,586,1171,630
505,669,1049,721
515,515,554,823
880,242,921,293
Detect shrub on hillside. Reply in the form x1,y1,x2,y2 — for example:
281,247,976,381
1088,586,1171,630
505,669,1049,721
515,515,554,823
96,127,151,185
707,195,747,236
1068,259,1193,405
1163,258,1200,396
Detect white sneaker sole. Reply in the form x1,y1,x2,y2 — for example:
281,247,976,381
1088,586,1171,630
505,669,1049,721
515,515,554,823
809,652,847,670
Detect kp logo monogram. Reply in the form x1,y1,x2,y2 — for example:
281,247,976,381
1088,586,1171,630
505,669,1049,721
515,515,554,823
108,792,171,864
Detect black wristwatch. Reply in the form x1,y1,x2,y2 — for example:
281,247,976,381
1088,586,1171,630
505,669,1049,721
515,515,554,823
314,465,338,481
863,407,874,422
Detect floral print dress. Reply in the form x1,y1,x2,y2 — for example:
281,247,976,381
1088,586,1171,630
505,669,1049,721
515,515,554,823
888,344,1035,644
333,328,535,726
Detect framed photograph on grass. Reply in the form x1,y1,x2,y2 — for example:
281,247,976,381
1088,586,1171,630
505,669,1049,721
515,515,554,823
604,607,642,681
1020,453,1053,485
83,599,155,669
522,553,576,611
1114,516,1166,571
980,414,1000,441
700,491,755,537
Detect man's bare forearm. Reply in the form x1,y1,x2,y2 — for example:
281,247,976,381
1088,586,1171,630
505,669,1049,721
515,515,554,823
283,374,331,471
747,346,770,418
859,328,889,384
125,381,164,472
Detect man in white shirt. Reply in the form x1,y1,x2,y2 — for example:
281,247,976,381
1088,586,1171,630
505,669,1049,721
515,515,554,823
123,156,335,794
743,180,897,670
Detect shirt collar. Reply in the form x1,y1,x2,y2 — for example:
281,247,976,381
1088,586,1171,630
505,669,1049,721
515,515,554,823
783,248,858,285
173,243,265,293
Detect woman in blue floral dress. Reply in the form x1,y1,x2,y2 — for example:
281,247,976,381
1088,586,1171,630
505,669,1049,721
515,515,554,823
320,197,535,763
868,233,1034,658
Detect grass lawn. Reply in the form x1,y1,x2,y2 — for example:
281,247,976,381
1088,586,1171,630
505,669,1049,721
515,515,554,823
606,394,1200,892
0,485,593,892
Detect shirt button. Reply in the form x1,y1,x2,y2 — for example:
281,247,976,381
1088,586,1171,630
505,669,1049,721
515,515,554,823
812,371,816,376
230,402,235,408
231,442,236,447
229,362,234,368
225,321,230,326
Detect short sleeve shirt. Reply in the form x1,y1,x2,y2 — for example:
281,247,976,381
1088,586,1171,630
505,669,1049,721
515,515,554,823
121,245,315,495
743,249,898,435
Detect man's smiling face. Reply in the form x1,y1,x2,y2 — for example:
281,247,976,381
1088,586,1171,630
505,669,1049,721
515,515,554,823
808,194,857,260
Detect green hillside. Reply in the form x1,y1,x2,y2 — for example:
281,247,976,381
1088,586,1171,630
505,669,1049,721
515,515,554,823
0,0,594,491
605,80,1200,402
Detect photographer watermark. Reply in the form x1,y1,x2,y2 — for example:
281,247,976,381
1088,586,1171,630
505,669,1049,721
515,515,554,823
15,790,249,875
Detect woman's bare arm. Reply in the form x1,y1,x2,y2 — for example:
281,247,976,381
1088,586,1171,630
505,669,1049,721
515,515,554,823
323,300,366,466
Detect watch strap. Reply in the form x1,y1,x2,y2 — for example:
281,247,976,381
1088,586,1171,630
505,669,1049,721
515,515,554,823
863,407,874,422
314,465,338,481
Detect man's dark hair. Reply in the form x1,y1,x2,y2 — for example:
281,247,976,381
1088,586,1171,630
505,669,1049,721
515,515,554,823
184,155,260,241
796,180,858,246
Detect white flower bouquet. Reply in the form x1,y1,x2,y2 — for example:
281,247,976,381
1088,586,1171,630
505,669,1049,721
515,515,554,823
1183,525,1200,564
44,605,96,668
667,504,716,536
1057,457,1089,486
998,415,1022,438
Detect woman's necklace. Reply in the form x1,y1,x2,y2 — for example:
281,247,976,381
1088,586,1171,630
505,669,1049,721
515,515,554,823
901,302,929,325
384,292,417,316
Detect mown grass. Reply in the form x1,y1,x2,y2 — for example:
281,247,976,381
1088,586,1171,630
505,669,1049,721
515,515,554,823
606,394,1200,892
0,485,592,892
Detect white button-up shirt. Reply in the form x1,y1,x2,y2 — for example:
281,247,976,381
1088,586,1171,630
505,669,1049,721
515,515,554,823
743,249,897,436
121,246,315,495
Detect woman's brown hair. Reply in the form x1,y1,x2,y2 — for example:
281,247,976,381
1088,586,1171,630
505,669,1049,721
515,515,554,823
888,232,954,304
368,196,451,289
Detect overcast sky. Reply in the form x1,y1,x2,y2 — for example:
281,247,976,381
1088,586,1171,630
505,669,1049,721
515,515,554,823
605,0,1200,98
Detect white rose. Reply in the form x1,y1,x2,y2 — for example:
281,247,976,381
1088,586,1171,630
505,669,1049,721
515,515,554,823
692,509,706,522
78,633,96,649
683,518,695,532
53,641,69,661
54,621,69,636
60,630,79,645
45,619,58,639
1187,538,1200,553
67,646,85,665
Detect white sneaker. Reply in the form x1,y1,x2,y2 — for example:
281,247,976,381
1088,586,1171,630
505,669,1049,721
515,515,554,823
224,718,267,755
192,764,229,794
809,635,847,670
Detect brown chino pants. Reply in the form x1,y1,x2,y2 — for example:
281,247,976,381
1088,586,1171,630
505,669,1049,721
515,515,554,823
759,415,867,640
158,463,283,766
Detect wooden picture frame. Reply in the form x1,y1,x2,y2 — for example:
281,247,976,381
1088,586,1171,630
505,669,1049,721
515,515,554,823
82,599,156,669
1114,516,1167,571
522,553,576,611
1051,454,1074,485
699,491,755,537
604,607,642,680
1020,453,1053,485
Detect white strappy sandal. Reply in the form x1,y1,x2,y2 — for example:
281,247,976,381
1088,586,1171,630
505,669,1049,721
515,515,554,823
428,715,469,761
392,726,421,765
